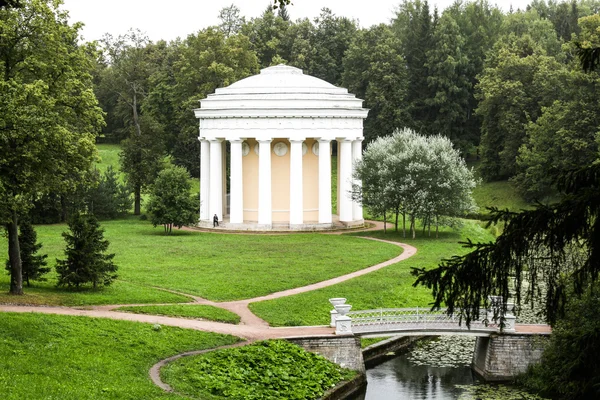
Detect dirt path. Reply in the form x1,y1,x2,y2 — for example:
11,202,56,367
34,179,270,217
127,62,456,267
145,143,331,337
0,221,415,340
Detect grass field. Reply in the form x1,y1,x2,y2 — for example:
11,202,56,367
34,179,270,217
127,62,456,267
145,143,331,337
0,218,401,305
250,220,494,326
0,313,239,400
116,304,241,324
472,180,531,213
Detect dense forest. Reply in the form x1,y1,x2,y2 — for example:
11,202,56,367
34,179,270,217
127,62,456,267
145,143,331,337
93,0,600,201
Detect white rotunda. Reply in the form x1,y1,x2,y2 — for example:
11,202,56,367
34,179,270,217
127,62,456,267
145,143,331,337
195,64,368,230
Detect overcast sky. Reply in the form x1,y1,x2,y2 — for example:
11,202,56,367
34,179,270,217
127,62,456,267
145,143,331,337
61,0,533,43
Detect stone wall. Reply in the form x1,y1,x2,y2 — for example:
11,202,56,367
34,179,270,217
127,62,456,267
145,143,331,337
472,333,548,381
286,336,365,373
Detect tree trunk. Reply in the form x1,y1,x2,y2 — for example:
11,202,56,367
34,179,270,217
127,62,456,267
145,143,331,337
7,209,23,295
402,212,406,238
132,89,142,137
411,216,416,239
395,208,399,232
383,210,387,234
134,185,141,215
436,216,439,239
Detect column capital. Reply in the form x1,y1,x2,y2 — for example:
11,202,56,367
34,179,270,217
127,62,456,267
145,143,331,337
336,137,354,143
257,138,273,144
228,138,244,143
289,138,306,143
206,137,224,143
317,138,332,144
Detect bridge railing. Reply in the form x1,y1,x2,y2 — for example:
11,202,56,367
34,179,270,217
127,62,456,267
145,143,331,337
329,299,516,335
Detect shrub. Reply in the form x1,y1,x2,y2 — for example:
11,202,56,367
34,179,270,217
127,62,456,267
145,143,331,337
55,213,118,289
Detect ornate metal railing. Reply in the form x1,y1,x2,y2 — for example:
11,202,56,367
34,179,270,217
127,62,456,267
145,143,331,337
329,298,516,335
346,307,497,334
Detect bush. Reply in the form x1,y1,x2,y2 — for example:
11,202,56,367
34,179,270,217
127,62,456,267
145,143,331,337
146,165,198,234
519,285,600,399
55,213,118,289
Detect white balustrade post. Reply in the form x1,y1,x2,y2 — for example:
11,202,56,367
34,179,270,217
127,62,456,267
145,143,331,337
229,139,244,224
289,139,304,226
199,138,210,222
258,139,272,226
329,298,346,328
338,138,353,223
352,138,364,222
209,138,224,222
503,302,516,332
318,139,332,224
335,315,352,335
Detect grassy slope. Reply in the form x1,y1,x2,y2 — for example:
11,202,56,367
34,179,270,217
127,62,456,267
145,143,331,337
0,218,400,304
250,221,494,326
472,180,531,212
0,313,239,400
116,304,241,324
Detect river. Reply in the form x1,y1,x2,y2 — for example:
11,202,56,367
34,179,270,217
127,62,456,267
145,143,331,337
364,352,476,399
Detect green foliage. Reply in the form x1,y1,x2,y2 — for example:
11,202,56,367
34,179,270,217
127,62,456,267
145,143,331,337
4,220,48,286
0,0,104,294
413,163,600,326
87,166,132,219
116,304,241,324
342,24,410,142
0,313,239,399
55,213,118,289
162,340,356,400
354,128,477,237
146,165,198,234
519,285,600,400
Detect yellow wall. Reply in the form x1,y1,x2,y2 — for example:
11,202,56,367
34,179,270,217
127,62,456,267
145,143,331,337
303,139,319,222
271,139,291,222
240,138,321,224
242,139,259,222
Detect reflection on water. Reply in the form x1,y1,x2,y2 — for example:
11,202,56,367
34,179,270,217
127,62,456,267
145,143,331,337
364,353,476,399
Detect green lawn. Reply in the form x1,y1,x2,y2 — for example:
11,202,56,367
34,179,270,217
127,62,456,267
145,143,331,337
96,143,123,176
116,304,241,324
0,313,240,400
0,218,401,304
249,220,494,326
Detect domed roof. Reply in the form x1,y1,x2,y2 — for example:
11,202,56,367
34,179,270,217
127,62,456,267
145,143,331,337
218,64,347,95
195,65,367,119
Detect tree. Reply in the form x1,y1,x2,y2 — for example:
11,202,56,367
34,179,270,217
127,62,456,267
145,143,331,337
101,29,166,214
4,219,49,286
86,166,132,219
55,213,118,289
393,0,436,133
425,13,472,152
0,0,104,295
146,165,198,234
241,6,289,68
218,4,245,37
353,128,477,237
342,24,410,142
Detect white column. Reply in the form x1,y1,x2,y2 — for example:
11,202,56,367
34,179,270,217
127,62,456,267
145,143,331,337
352,138,364,221
229,139,243,224
209,139,224,222
339,138,353,222
289,138,304,226
200,138,210,221
258,139,272,226
318,139,332,224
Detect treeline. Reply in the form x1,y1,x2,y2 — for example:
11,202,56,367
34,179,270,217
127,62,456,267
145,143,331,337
93,0,600,206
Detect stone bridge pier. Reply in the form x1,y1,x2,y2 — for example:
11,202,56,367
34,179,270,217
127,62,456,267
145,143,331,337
472,333,547,381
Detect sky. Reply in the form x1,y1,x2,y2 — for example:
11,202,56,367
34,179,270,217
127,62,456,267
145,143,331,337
61,0,533,43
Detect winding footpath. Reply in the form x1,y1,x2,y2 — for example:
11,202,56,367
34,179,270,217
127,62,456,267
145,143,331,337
0,221,417,341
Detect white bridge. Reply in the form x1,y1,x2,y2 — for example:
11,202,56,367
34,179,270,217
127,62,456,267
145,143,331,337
329,298,516,337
